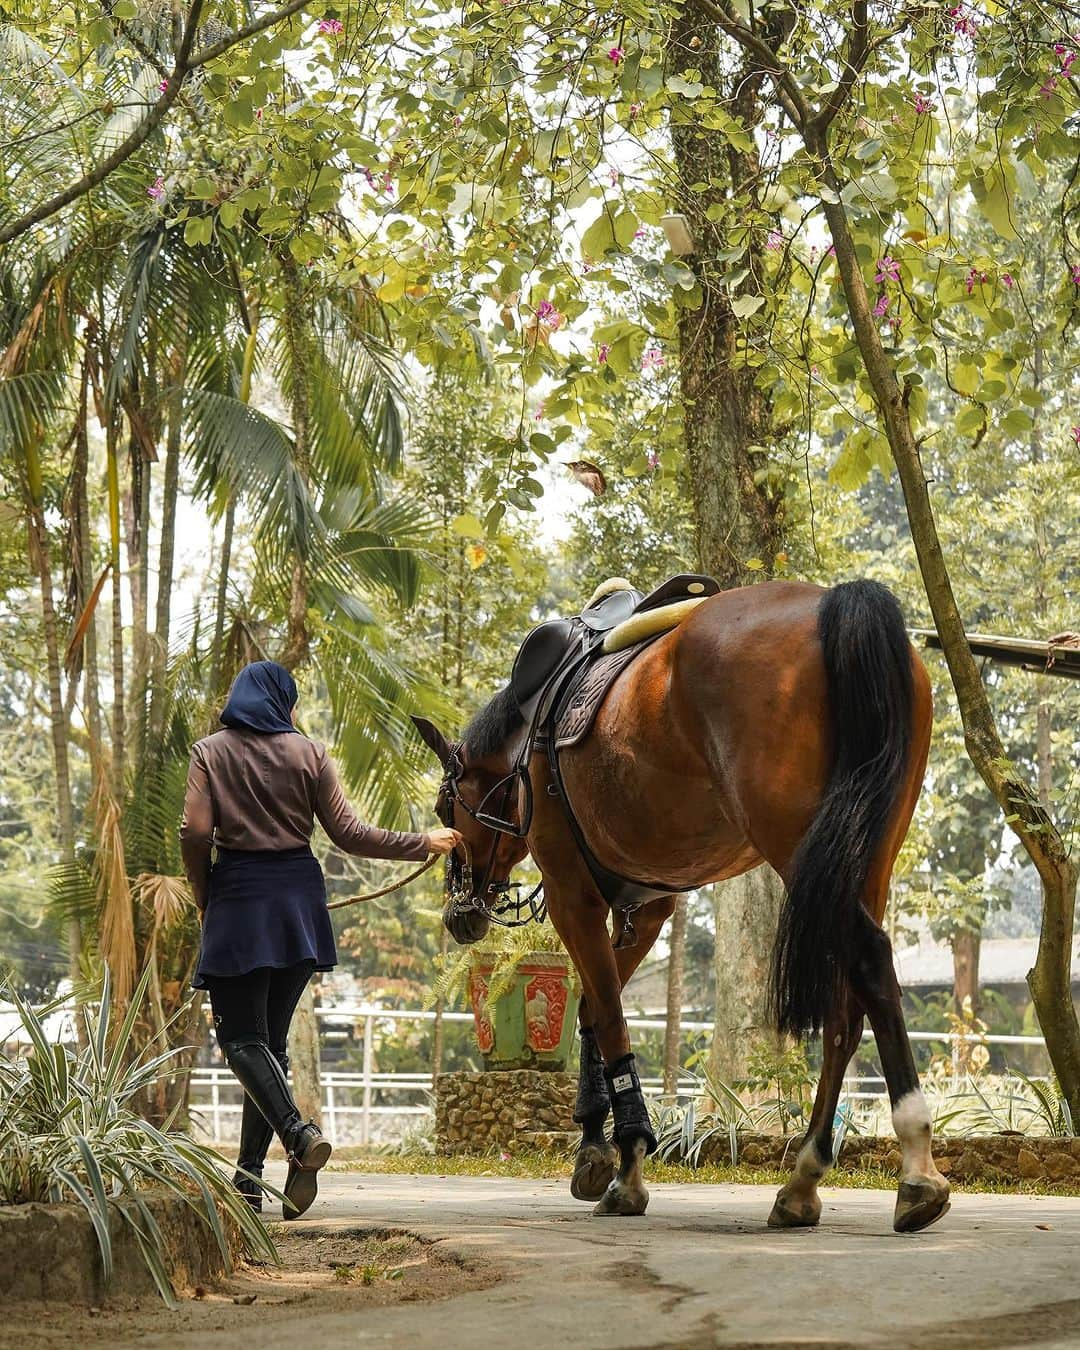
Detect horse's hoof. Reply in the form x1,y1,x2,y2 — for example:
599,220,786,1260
767,1188,822,1229
570,1144,619,1202
592,1177,649,1217
893,1177,951,1234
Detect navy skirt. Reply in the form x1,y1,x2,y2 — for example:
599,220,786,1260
192,845,337,988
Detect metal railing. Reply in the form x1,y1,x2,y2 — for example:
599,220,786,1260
185,1005,1052,1145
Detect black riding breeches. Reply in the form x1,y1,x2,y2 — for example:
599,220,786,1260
204,960,316,1056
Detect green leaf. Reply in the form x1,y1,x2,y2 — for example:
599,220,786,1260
730,294,765,319
451,513,484,539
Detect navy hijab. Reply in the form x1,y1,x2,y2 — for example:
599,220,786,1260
220,661,298,735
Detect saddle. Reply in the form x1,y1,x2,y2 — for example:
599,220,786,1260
508,574,720,924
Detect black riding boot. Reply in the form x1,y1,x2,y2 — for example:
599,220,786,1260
233,1049,290,1212
234,1092,274,1212
222,1037,332,1219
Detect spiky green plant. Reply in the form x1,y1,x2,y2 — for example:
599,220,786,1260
0,966,278,1306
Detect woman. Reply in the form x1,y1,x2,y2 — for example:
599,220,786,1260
180,660,460,1219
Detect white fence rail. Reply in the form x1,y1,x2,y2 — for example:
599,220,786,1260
183,1005,1052,1145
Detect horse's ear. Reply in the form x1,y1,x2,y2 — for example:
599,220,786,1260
411,715,452,766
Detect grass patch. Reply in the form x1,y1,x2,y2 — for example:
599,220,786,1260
327,1147,1080,1197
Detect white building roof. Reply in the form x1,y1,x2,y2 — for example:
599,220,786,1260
895,938,1080,987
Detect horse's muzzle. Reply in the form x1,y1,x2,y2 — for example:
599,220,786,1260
443,901,491,945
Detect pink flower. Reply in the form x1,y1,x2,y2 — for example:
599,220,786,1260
766,229,783,251
629,102,643,119
598,342,611,363
826,245,837,257
608,167,620,186
382,171,394,195
634,227,647,240
646,450,660,470
872,293,891,317
319,17,344,34
1041,76,1059,98
1073,426,1080,446
363,167,376,188
641,347,665,372
608,46,625,64
875,256,901,284
913,93,934,115
534,299,564,333
1071,264,1080,285
159,78,169,93
1002,272,1015,289
534,402,545,421
147,175,164,200
950,5,978,37
965,267,988,293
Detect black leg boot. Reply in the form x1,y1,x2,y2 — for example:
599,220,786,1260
233,1091,274,1212
222,1038,332,1219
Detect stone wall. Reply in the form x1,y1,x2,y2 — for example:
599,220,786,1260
435,1069,577,1154
699,1131,1080,1186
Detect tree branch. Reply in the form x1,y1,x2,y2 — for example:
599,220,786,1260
0,0,312,247
811,0,867,135
188,0,311,67
694,0,811,129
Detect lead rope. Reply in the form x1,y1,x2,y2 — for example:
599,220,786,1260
326,853,441,911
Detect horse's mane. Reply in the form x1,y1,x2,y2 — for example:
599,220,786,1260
463,685,522,759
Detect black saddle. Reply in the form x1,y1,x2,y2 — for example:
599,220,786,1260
511,574,718,723
505,574,720,928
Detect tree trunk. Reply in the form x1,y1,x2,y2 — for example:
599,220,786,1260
22,438,82,984
126,434,151,774
287,980,322,1124
209,302,257,704
278,257,313,672
105,420,125,797
662,894,689,1096
73,368,102,748
708,867,786,1087
668,7,787,1083
951,928,980,1019
813,137,1080,1117
146,343,186,767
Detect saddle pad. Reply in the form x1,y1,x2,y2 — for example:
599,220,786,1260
552,641,655,750
602,595,707,654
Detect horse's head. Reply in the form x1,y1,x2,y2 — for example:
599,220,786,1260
412,713,530,945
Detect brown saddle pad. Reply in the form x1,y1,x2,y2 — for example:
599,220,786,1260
551,639,657,750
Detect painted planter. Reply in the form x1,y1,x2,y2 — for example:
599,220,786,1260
467,952,580,1071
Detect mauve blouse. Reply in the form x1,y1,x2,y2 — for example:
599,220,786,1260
180,728,430,907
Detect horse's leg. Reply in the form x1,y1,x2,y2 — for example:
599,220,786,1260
849,921,950,1233
549,891,656,1217
570,999,619,1201
768,991,864,1228
570,898,676,1202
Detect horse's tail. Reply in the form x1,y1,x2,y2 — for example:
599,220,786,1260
769,579,915,1038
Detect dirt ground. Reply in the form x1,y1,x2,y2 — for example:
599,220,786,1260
0,1224,499,1348
7,1171,1080,1349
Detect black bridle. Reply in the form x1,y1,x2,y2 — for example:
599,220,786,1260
437,744,546,929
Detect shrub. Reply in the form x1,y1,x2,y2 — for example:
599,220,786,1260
0,967,277,1305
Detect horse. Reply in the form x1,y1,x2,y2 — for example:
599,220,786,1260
413,577,950,1233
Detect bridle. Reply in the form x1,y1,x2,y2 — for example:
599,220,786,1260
437,743,546,928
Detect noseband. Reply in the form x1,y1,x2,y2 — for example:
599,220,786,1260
438,745,545,929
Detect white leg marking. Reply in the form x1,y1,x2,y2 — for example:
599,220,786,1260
892,1088,935,1179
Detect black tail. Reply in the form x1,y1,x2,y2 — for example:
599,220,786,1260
769,580,915,1038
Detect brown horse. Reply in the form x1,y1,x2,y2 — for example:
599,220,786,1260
414,578,949,1233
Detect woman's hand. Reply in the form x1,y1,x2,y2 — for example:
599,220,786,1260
427,827,464,856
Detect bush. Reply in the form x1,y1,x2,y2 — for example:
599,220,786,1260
0,966,277,1305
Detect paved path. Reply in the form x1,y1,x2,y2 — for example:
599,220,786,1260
238,1168,1080,1350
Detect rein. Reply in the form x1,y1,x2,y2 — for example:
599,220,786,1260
326,854,440,911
